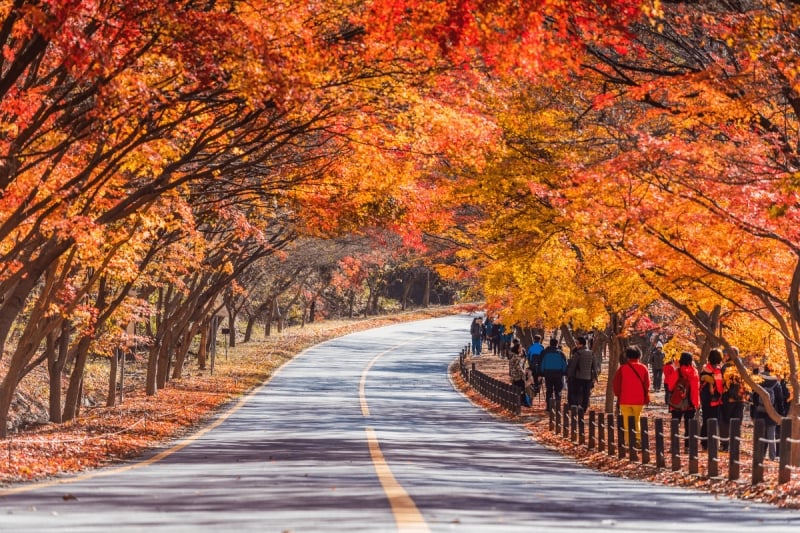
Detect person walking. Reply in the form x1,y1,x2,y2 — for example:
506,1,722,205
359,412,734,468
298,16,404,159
720,346,748,451
540,338,568,411
566,335,598,412
526,335,545,398
750,364,784,461
470,317,483,357
650,342,665,392
612,346,651,445
662,355,678,405
665,351,701,450
699,349,724,450
508,340,530,406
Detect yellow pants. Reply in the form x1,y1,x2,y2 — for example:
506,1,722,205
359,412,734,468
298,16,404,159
619,404,644,445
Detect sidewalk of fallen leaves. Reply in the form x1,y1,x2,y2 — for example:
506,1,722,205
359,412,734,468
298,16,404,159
450,351,800,510
0,307,456,487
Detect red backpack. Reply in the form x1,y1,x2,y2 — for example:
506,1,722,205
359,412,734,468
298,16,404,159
669,372,691,410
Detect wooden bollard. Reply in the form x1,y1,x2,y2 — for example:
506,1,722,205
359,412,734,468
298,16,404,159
562,405,569,438
628,415,638,462
578,408,585,446
617,414,626,460
597,411,605,453
607,413,615,456
707,418,719,478
654,418,665,469
570,406,578,442
588,410,596,450
729,418,742,481
752,418,765,485
688,418,699,475
779,417,792,485
670,417,681,472
641,416,650,465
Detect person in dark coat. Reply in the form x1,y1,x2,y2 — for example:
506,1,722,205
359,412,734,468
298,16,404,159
567,336,598,412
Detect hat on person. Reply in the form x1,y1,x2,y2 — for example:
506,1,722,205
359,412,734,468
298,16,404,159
656,342,663,348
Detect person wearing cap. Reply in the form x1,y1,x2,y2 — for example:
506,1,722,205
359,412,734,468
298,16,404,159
650,341,665,392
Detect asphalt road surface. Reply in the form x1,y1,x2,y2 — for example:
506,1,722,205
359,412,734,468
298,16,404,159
1,314,800,532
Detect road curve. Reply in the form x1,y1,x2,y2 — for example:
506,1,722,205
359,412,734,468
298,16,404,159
1,314,799,532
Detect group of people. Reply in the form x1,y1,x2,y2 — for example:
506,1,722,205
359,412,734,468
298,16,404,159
613,344,790,458
470,317,792,459
469,316,515,358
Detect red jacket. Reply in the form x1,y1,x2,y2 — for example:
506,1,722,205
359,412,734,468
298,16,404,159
613,360,651,405
665,364,701,411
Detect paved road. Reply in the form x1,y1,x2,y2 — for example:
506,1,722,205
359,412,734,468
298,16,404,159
1,314,799,532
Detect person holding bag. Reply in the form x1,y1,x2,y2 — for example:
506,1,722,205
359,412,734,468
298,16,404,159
613,346,651,446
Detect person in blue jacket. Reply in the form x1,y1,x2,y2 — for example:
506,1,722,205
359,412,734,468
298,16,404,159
540,337,568,411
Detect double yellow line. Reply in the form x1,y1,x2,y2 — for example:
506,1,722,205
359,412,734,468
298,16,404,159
359,341,431,533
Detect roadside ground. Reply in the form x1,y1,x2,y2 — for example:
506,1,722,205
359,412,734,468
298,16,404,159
451,350,800,509
0,307,456,486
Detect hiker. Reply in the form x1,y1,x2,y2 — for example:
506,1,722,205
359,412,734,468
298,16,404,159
526,335,545,398
540,338,568,411
662,356,678,404
750,364,784,461
699,349,724,450
650,342,665,392
612,346,651,445
566,335,598,412
720,346,748,451
509,340,530,406
665,351,700,450
470,317,483,356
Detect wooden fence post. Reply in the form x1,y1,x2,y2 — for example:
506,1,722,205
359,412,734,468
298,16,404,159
654,418,665,469
562,405,569,438
570,406,578,442
670,417,681,472
707,418,719,478
728,417,742,481
607,413,615,456
578,407,585,446
779,417,792,485
752,418,765,485
588,410,596,450
688,418,699,475
598,411,606,452
628,415,638,462
617,414,626,460
641,416,650,465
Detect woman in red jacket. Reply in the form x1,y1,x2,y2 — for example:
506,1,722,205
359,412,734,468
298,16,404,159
613,346,651,445
699,349,724,450
665,351,701,450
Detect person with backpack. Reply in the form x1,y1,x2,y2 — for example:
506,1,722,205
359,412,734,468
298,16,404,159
567,335,598,412
750,364,784,461
612,346,651,445
526,335,545,397
508,340,531,407
665,351,701,450
662,356,678,405
540,337,568,411
699,349,724,450
470,317,483,357
720,346,749,451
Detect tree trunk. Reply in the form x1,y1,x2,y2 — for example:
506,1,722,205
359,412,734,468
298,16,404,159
47,322,71,422
198,325,208,370
244,314,256,342
107,348,119,408
422,270,430,307
62,337,91,422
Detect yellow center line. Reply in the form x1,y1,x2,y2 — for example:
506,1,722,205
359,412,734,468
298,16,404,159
365,427,431,533
359,334,433,533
